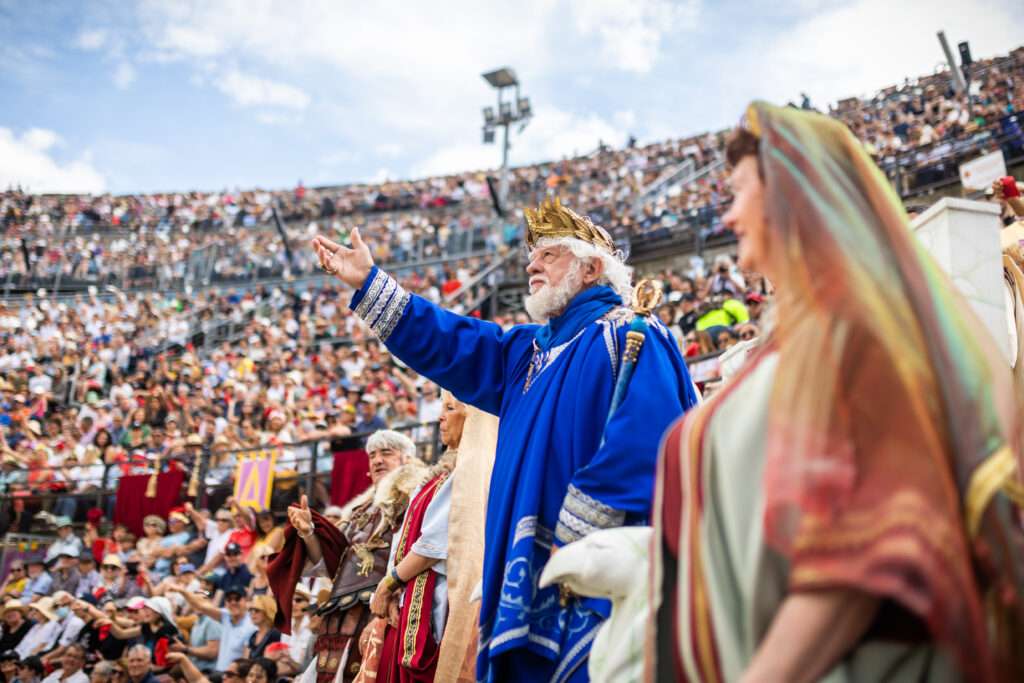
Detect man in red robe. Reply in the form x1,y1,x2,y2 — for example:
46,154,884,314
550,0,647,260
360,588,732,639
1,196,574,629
268,431,426,683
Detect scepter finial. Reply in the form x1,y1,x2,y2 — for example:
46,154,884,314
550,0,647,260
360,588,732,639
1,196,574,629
630,279,662,316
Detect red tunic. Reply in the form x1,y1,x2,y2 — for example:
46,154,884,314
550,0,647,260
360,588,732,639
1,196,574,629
376,472,448,683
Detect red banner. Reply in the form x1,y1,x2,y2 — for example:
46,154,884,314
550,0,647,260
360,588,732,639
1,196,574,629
113,471,186,537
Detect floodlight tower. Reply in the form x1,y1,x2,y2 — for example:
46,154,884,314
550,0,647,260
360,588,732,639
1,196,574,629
481,67,532,211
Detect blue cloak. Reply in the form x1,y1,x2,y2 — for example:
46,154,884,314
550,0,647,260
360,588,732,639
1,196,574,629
350,267,698,682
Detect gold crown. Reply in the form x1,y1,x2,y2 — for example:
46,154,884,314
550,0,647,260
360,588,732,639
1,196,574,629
523,197,614,253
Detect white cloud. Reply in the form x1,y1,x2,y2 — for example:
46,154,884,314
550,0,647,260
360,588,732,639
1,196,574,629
414,104,630,178
0,128,105,194
571,0,700,73
255,111,303,126
133,1,692,139
216,69,311,110
155,24,224,58
113,62,136,89
375,143,403,158
23,128,60,150
735,0,1022,109
319,150,360,167
613,110,638,131
75,29,107,51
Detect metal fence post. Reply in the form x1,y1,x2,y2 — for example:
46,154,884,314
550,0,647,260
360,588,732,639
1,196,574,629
306,441,318,500
431,422,442,464
198,447,211,509
96,463,110,511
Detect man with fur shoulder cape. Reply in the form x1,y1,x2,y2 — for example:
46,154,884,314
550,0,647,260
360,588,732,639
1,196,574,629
268,430,426,683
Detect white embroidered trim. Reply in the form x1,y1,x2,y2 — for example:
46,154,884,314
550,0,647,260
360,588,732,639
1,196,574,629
489,625,529,650
513,516,537,546
525,329,586,391
599,320,619,383
377,291,410,341
354,269,388,318
353,270,409,342
555,511,595,545
528,632,561,654
512,515,553,548
552,622,600,683
487,625,562,656
365,277,397,329
554,484,625,544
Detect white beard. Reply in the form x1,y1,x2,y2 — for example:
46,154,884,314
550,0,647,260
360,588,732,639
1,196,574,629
524,264,584,324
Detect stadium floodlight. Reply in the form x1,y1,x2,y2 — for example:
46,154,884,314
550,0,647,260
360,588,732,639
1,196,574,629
482,67,518,89
480,66,532,213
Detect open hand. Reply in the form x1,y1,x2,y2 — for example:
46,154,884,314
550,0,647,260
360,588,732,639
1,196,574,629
288,494,313,536
312,230,375,289
369,580,394,620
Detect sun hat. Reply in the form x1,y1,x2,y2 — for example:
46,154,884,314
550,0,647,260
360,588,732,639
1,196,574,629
28,597,58,622
249,594,277,621
142,596,174,624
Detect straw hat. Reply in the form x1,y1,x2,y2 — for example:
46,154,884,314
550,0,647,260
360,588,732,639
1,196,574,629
1,601,28,618
143,515,167,533
168,512,189,526
99,554,124,570
249,594,277,621
28,597,58,622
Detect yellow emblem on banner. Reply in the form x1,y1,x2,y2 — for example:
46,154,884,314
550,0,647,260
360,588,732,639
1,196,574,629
233,449,279,511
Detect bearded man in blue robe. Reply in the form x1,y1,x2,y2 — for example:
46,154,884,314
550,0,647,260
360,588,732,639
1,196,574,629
312,198,698,682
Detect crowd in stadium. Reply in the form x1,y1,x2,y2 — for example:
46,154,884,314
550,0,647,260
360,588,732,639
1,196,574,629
4,49,1021,292
0,45,1020,682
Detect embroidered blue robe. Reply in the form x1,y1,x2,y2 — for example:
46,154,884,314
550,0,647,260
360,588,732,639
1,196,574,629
350,267,698,682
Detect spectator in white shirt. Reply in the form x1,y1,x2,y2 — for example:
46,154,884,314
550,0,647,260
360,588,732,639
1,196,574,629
43,520,83,565
418,385,442,423
15,599,61,659
277,585,314,675
21,561,53,602
40,643,88,683
184,504,233,567
73,554,100,599
40,592,85,668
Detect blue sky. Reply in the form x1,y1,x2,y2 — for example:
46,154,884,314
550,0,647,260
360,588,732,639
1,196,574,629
0,0,1020,195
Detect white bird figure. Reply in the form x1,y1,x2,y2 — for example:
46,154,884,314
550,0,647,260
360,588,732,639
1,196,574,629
539,526,652,683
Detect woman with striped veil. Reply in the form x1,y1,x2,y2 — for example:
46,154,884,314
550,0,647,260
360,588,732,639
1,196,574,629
649,102,1024,682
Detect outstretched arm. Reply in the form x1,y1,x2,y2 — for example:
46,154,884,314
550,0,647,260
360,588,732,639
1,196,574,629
314,232,531,414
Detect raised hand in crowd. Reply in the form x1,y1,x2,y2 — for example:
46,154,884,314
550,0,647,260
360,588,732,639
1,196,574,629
164,652,210,683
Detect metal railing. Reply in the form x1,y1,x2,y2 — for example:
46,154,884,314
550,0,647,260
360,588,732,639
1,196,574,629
0,423,443,527
0,244,496,305
442,247,524,313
